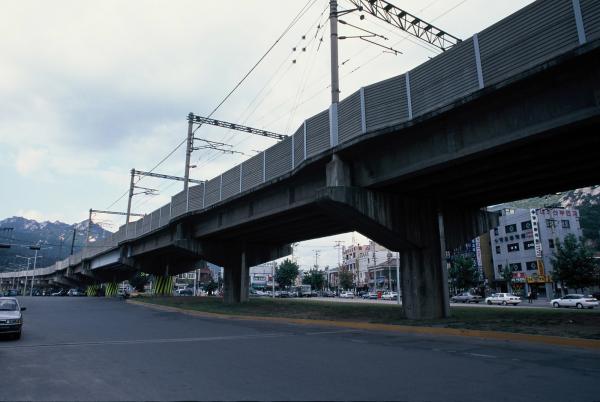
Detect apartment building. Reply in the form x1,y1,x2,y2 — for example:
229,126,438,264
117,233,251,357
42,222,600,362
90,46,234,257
490,207,582,298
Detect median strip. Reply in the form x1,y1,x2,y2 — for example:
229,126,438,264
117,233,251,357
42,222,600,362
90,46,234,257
127,299,600,350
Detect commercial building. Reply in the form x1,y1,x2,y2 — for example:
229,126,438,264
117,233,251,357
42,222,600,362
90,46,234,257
250,261,277,290
490,207,582,299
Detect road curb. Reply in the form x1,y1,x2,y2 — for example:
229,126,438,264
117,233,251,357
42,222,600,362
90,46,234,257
127,299,600,350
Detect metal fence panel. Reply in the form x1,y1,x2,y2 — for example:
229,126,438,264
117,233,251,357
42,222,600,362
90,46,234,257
142,215,151,234
188,184,204,211
159,204,171,227
115,226,126,243
411,37,479,117
305,110,329,158
126,222,136,240
266,136,292,181
241,153,263,191
293,125,304,168
479,0,579,86
150,209,160,230
204,176,221,207
338,90,362,143
582,0,600,41
170,190,187,217
364,74,408,132
135,219,143,237
222,166,241,200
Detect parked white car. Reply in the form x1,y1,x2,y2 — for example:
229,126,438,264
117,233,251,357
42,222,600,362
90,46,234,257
339,291,354,298
381,291,398,300
485,293,521,305
551,294,599,309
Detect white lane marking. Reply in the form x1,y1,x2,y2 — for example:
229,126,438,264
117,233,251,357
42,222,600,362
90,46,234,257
467,353,496,358
0,332,289,350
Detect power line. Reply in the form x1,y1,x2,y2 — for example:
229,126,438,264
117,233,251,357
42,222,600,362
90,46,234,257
105,0,318,214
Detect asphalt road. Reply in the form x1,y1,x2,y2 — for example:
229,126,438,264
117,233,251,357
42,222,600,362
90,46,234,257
1,297,599,402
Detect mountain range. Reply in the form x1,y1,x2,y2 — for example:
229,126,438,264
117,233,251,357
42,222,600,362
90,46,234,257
0,217,113,271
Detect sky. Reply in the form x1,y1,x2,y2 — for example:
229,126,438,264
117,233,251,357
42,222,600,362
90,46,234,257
0,0,535,270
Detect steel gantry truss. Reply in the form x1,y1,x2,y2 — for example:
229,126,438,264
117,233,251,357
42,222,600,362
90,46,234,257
188,113,286,141
183,113,286,191
345,0,462,51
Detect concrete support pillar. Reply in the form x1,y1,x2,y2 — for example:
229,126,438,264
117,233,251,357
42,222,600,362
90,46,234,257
223,249,250,304
326,154,351,187
399,207,448,320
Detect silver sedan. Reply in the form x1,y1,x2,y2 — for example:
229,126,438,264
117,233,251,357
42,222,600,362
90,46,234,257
0,297,26,339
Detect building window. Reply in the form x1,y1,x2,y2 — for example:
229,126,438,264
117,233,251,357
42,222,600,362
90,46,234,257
521,221,532,230
549,239,555,248
523,241,535,250
526,261,537,271
497,264,503,273
509,235,514,241
507,243,520,252
499,237,504,242
496,246,501,254
546,219,556,229
510,263,522,271
505,224,517,234
561,220,570,229
494,228,499,236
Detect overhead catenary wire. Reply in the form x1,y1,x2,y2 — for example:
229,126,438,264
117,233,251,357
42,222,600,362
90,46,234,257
104,0,319,215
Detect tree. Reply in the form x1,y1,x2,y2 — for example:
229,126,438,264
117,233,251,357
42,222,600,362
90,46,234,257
500,264,513,293
551,234,598,292
338,267,354,290
579,202,600,252
204,279,218,295
129,272,149,292
447,256,479,293
302,268,325,290
275,259,299,288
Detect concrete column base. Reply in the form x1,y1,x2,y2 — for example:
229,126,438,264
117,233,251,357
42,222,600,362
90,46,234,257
223,250,249,304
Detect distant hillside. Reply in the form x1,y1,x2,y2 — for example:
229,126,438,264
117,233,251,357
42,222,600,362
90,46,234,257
0,217,113,271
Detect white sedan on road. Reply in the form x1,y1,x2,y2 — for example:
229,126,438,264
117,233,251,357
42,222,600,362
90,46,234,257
551,294,599,309
339,291,354,299
485,293,521,305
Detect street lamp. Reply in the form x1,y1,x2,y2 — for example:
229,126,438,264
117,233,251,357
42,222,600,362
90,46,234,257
16,245,43,296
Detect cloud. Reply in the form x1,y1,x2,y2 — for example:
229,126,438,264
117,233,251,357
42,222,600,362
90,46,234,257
16,209,64,223
15,148,48,176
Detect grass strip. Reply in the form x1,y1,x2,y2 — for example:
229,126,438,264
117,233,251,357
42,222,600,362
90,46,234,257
138,296,600,340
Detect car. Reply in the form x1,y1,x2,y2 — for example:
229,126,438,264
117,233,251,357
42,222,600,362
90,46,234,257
339,291,354,299
322,290,336,297
485,293,521,305
450,292,483,304
381,291,398,300
175,288,194,296
551,294,599,309
0,297,26,339
361,292,378,299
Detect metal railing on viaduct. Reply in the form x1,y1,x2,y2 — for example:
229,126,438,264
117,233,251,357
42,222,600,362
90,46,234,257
2,0,600,319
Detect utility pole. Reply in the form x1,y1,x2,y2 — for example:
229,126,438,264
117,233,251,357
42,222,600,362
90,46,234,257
126,169,135,225
396,251,401,305
313,250,321,269
330,0,340,104
184,113,194,192
29,245,41,297
85,208,93,246
70,228,76,256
